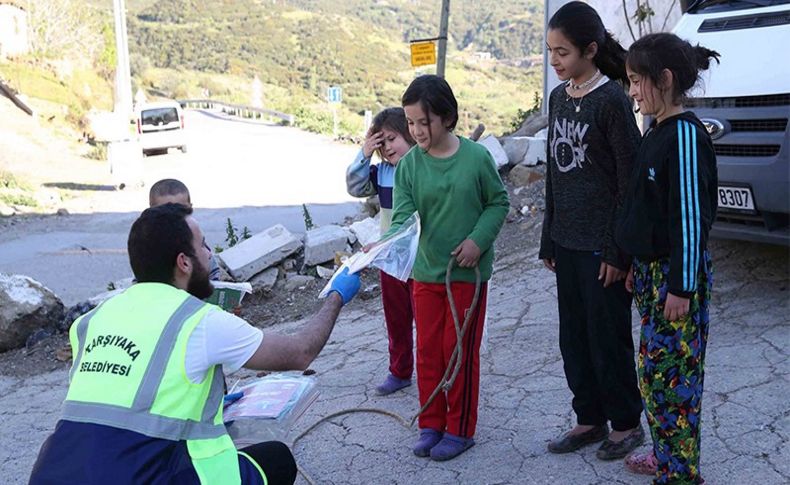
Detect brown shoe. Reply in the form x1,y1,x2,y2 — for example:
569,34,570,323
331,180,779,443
547,425,609,454
596,425,645,460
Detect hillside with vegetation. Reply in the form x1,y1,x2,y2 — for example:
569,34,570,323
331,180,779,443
126,0,544,136
283,0,544,60
1,0,544,139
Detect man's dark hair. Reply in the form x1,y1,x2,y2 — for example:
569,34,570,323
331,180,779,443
148,178,191,206
128,203,195,283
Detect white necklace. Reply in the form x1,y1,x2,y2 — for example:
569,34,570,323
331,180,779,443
568,69,601,91
565,70,602,113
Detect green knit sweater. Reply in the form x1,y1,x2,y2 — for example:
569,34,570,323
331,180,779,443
384,136,510,283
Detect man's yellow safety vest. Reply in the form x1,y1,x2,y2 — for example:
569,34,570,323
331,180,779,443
62,282,264,484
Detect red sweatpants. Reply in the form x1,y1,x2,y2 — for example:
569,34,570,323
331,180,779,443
380,271,414,380
413,280,488,438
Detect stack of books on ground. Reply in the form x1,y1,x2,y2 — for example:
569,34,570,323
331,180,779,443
224,373,318,446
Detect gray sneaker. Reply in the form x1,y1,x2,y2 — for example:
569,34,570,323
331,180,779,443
596,425,645,461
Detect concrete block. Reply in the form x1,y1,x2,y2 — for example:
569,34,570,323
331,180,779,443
304,225,349,266
88,276,134,306
284,274,315,291
343,227,357,245
282,259,296,271
217,224,302,281
501,136,530,166
316,265,335,279
249,267,279,293
500,136,546,167
523,136,546,166
349,217,380,247
477,135,509,169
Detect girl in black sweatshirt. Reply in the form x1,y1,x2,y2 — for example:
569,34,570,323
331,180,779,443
617,33,720,485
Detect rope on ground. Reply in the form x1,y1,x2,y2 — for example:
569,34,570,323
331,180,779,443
292,257,482,484
291,408,411,447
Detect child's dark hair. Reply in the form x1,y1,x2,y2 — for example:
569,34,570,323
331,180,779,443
369,107,415,160
627,33,720,104
548,1,628,84
401,75,459,131
149,178,190,206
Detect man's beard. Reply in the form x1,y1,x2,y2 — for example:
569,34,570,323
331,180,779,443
187,258,214,300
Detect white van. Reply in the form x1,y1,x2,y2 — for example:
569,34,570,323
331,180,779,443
136,101,188,156
674,0,790,245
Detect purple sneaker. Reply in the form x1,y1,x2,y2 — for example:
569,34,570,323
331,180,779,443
375,374,411,395
413,429,443,457
429,433,475,461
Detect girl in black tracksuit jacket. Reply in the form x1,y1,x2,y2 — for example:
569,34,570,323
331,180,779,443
616,33,720,485
617,112,718,293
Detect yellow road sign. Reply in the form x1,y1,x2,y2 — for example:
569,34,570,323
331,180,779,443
410,42,436,67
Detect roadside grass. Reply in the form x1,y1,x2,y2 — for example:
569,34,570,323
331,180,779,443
0,171,25,190
85,142,109,161
0,171,38,208
0,59,113,132
0,192,39,208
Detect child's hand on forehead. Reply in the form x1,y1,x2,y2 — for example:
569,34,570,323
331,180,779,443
362,131,384,159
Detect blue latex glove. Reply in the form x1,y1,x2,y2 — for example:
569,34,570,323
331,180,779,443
223,392,244,407
329,267,361,305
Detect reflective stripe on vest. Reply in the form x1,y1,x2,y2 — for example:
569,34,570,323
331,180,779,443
62,283,245,484
64,294,225,440
69,304,99,383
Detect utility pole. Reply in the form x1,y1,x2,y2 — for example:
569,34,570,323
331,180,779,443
113,0,133,121
436,0,450,78
543,0,573,115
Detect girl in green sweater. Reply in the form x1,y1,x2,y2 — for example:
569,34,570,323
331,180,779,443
383,74,509,461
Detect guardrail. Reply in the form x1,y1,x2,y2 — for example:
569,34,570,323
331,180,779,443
178,99,295,126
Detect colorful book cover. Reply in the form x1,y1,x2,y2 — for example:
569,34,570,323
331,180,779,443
223,379,307,421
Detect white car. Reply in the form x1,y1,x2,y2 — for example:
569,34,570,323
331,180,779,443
136,101,187,156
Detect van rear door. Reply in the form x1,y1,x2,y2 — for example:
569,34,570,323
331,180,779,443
140,107,181,133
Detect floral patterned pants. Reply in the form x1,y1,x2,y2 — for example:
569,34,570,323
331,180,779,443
633,252,712,485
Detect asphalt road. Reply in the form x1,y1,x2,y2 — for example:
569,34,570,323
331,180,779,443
0,109,362,305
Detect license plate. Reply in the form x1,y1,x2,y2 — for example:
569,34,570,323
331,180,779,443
718,186,755,211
